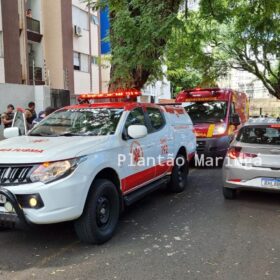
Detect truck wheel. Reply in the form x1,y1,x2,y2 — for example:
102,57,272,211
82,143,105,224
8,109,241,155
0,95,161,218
223,187,237,199
74,179,120,244
168,154,189,193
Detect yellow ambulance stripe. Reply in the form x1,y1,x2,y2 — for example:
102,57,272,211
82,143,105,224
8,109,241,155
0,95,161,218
207,124,215,138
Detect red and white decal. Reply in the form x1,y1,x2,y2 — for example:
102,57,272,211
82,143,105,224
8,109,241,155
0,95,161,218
0,148,44,153
130,141,144,166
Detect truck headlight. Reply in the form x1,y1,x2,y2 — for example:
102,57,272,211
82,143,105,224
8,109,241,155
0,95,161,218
213,124,227,136
30,158,81,184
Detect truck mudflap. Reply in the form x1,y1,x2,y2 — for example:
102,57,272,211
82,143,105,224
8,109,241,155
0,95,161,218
0,188,28,229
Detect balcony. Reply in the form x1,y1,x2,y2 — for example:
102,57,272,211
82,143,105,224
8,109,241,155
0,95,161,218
29,66,45,85
26,17,43,42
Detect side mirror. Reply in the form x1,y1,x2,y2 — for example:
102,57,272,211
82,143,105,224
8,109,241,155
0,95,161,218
127,125,148,139
4,127,20,139
230,113,241,126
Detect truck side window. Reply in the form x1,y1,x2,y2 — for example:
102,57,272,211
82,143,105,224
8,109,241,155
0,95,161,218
146,107,165,131
230,103,236,116
123,107,146,139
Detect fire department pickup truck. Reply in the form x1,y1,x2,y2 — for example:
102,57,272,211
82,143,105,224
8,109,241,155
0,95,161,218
0,90,196,244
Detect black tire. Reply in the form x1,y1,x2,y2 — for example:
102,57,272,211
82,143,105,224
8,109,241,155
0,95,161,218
74,179,120,244
223,187,237,200
168,154,189,193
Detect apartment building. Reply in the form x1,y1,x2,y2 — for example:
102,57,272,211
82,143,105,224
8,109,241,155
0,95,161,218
0,0,108,104
72,0,104,93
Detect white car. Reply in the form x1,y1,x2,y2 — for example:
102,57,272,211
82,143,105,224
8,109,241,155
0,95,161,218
0,93,196,244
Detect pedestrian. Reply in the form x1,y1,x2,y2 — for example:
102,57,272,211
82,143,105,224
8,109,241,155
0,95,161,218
26,9,32,18
1,104,15,128
45,107,56,117
32,107,56,126
25,102,37,129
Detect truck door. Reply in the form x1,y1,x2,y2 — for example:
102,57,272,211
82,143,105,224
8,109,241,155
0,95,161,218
121,106,156,193
12,109,27,136
145,106,173,178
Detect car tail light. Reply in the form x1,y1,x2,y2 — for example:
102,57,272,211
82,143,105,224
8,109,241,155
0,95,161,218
227,147,257,159
227,147,242,159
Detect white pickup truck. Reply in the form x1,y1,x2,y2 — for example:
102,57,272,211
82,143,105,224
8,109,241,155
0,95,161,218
0,94,196,244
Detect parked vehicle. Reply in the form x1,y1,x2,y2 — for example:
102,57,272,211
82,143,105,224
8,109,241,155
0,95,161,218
0,90,196,244
176,88,249,160
223,120,280,199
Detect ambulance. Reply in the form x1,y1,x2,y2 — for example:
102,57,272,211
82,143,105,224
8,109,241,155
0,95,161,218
0,90,196,244
176,88,249,162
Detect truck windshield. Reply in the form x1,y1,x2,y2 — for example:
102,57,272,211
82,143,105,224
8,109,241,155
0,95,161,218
184,101,227,124
29,108,124,137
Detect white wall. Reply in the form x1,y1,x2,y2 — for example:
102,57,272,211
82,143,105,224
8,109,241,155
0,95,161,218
74,70,91,93
0,84,51,113
0,58,4,83
0,84,34,113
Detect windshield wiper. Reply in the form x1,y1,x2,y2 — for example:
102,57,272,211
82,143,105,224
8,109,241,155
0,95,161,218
29,133,57,137
58,132,84,137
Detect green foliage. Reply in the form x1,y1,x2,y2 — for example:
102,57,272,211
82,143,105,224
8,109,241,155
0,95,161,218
199,0,280,99
166,12,227,93
85,0,182,90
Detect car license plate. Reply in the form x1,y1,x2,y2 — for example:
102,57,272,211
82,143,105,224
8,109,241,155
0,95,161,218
0,194,6,204
261,178,280,188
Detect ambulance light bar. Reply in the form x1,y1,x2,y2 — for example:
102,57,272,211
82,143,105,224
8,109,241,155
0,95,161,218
79,89,142,100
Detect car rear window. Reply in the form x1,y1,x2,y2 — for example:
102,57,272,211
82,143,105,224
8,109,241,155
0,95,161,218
236,125,280,145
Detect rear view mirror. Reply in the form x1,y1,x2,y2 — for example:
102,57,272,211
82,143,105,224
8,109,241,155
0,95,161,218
4,127,20,139
230,114,241,127
127,125,148,139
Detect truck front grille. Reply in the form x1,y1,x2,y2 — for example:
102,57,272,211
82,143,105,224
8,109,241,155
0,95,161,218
0,165,33,186
196,141,206,152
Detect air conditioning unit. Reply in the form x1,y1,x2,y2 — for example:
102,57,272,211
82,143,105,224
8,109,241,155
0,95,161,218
74,25,83,37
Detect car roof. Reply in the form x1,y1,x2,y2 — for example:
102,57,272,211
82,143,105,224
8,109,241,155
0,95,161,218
64,102,164,111
245,118,280,126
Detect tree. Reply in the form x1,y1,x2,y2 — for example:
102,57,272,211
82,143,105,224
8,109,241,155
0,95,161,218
86,0,182,90
165,11,227,94
198,0,280,99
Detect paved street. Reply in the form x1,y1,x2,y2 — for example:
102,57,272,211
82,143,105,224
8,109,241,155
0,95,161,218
0,167,280,280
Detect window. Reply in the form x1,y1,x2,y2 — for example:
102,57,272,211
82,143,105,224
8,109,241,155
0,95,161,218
73,52,80,70
146,107,165,131
92,15,99,25
237,125,280,145
184,101,228,124
29,108,124,137
72,6,89,30
80,53,89,72
73,52,89,72
125,108,146,129
92,56,98,65
123,108,146,139
0,32,3,57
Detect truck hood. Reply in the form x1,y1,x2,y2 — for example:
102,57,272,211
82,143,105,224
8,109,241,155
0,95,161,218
0,136,109,164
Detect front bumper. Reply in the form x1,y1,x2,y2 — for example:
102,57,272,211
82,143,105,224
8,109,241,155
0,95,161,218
196,136,232,157
0,164,92,226
0,188,28,228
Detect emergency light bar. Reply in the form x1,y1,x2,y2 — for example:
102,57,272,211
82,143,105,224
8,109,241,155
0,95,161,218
188,90,219,97
79,89,142,100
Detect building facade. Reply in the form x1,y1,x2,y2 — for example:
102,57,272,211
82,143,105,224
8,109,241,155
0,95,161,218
218,68,271,99
0,0,108,102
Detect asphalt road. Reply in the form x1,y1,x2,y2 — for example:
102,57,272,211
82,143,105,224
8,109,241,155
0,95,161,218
1,168,280,280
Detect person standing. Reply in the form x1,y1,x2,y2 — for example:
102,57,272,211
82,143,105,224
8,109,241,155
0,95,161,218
1,104,15,128
25,102,37,129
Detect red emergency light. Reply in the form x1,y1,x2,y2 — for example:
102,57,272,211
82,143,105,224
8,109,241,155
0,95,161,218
79,89,142,100
188,90,219,98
